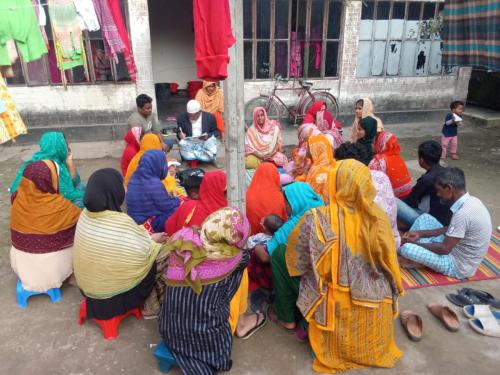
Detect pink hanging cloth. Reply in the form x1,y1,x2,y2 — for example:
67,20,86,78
193,0,235,81
106,0,137,81
92,0,125,63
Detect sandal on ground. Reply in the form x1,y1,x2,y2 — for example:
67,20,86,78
463,305,500,320
451,154,459,160
236,311,267,340
427,304,460,332
457,288,500,309
400,310,423,341
469,317,500,338
446,292,483,307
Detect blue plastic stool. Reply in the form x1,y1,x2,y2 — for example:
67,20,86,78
154,342,178,373
16,279,61,309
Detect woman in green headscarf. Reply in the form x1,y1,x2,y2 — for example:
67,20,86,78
10,132,86,208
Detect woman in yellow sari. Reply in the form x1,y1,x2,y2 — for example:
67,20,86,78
305,134,335,203
285,159,404,373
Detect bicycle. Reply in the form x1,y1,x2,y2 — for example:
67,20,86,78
244,74,339,127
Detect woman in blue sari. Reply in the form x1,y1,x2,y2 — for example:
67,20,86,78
126,150,180,233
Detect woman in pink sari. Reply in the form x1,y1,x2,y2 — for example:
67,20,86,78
303,100,343,149
245,107,288,168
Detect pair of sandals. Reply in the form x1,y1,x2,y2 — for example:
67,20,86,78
463,305,500,338
446,288,500,309
400,303,460,342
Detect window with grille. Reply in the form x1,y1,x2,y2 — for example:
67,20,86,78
243,0,343,80
357,0,456,77
5,0,132,87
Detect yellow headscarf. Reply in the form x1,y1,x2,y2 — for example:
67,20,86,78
305,134,335,202
195,81,224,114
124,134,162,186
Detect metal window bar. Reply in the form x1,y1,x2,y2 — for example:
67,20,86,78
324,0,342,78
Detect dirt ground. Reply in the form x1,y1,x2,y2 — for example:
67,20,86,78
0,121,499,375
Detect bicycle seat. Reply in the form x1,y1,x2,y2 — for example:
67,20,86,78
301,81,313,88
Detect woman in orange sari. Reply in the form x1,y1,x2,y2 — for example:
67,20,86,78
369,131,413,199
284,159,404,373
305,134,336,203
124,133,162,186
195,80,225,137
287,123,321,181
10,160,81,292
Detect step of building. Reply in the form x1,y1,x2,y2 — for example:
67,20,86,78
462,106,500,128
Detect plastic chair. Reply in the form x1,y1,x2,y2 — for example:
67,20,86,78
16,279,61,310
154,341,178,373
78,299,142,340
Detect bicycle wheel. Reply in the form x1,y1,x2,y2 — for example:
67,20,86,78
244,96,282,126
301,92,339,119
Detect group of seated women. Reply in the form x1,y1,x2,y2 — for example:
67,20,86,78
10,97,413,375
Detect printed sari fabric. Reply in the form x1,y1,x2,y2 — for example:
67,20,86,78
245,107,288,167
0,72,27,144
288,123,321,181
305,134,336,203
285,159,404,373
10,131,86,207
160,208,249,375
369,131,413,199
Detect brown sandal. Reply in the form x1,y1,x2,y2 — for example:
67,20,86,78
400,310,423,341
427,303,460,332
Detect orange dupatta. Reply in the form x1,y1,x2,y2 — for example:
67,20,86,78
305,134,335,202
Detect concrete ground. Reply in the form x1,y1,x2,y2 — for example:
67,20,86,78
0,120,499,375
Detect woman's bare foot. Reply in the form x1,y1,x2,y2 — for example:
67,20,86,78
66,273,77,286
268,308,296,330
235,311,267,339
398,256,421,269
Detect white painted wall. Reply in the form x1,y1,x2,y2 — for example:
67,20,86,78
148,0,197,88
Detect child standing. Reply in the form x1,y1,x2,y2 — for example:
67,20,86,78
441,101,464,160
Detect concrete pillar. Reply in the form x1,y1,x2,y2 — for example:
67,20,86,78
127,0,155,100
224,0,246,212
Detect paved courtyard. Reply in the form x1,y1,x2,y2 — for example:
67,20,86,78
0,120,499,374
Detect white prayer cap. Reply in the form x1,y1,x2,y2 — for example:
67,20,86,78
187,100,201,114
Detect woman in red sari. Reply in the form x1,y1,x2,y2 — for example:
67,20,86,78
369,131,412,199
303,100,343,149
120,127,142,176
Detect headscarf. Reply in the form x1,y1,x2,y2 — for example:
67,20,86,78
369,131,413,199
164,170,227,235
326,160,403,301
195,80,224,114
164,207,249,294
84,168,125,212
246,162,288,234
74,169,161,298
267,182,324,255
306,134,336,202
10,160,81,253
361,97,384,133
10,132,85,206
245,107,287,166
124,133,162,186
303,100,333,130
126,150,180,224
121,127,142,176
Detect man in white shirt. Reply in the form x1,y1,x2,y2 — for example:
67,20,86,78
177,100,220,165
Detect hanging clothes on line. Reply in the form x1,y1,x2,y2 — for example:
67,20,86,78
0,72,28,144
32,0,49,47
48,0,88,83
193,0,235,81
107,0,136,81
0,0,48,67
73,0,100,32
92,0,125,63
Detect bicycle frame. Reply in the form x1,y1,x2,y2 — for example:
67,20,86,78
268,79,317,122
